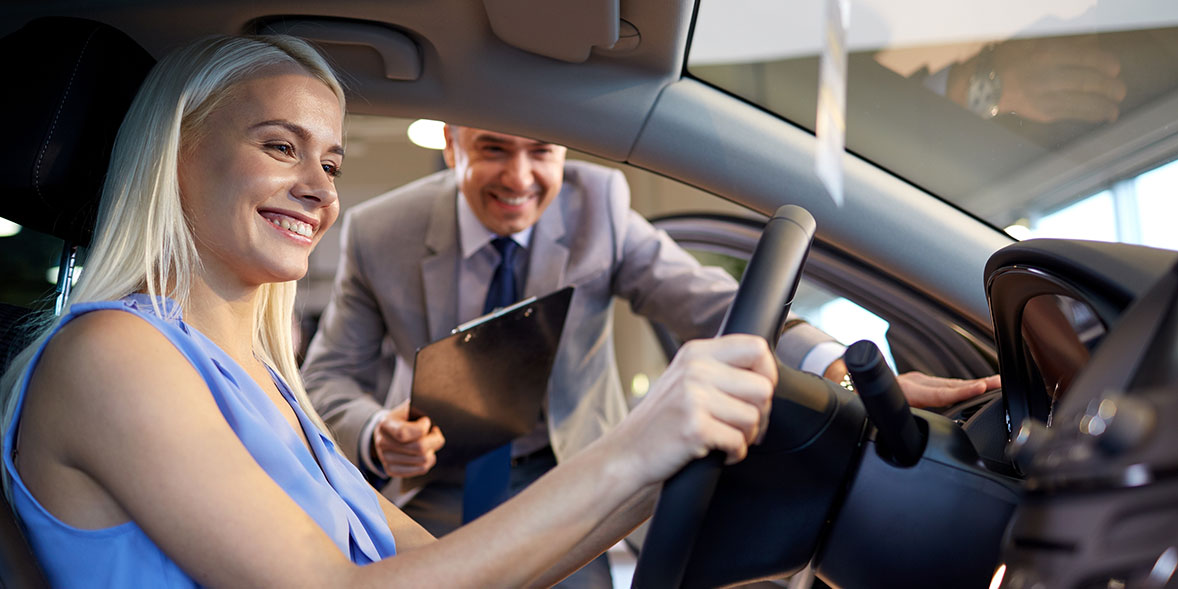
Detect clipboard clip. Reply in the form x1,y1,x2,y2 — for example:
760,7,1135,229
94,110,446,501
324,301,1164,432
451,295,540,334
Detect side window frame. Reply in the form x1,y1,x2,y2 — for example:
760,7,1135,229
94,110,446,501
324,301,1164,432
611,213,999,409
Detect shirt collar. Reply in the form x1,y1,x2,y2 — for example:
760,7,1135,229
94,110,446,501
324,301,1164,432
457,189,533,259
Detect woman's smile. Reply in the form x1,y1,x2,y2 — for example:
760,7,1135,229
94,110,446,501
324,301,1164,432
259,210,317,242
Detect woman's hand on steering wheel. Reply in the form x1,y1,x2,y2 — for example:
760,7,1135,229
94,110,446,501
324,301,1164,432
605,334,777,488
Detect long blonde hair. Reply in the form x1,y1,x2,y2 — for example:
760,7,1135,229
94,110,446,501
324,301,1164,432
1,35,344,477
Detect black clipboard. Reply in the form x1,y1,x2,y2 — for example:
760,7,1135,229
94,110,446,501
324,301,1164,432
409,286,574,468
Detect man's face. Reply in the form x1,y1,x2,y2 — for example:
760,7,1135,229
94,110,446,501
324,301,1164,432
443,125,566,236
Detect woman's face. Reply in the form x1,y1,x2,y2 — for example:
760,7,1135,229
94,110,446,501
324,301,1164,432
179,63,343,290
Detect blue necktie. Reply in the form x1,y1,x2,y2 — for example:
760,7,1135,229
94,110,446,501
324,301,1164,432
462,236,519,523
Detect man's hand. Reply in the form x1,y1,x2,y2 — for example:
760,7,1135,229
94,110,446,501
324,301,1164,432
894,372,1001,409
990,36,1126,124
373,402,446,478
825,358,1001,409
945,36,1127,124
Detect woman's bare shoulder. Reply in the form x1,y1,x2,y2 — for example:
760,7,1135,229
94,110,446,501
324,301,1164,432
18,308,213,518
28,308,198,412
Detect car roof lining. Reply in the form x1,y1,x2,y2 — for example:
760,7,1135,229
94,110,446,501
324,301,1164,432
0,0,686,154
0,0,1008,327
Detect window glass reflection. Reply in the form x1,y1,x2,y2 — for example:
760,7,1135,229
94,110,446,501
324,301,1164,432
0,219,63,310
688,1,1178,245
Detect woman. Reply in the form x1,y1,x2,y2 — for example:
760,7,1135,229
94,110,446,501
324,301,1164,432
0,35,775,586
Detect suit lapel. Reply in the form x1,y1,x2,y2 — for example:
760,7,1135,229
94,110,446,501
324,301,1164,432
420,180,460,341
524,182,570,298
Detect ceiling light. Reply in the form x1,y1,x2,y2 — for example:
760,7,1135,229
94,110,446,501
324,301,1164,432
407,119,446,150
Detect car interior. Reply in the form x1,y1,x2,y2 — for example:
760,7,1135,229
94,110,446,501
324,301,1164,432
1,1,1177,588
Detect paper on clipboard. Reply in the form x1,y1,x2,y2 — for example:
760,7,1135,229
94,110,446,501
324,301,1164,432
408,286,574,468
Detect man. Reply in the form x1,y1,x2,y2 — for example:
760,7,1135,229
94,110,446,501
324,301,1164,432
301,125,995,585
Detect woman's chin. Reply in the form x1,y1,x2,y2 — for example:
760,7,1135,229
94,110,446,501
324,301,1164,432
252,262,309,286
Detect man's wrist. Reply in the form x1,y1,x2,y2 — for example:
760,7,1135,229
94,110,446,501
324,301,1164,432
778,321,845,373
966,44,1003,119
823,356,847,380
802,341,848,377
359,409,391,480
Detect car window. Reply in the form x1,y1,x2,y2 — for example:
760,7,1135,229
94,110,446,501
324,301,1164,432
688,0,1178,250
293,115,964,400
0,219,66,310
1018,158,1178,249
792,280,896,370
613,248,913,406
690,249,897,369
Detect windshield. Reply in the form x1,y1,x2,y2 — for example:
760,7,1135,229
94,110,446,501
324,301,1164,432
688,0,1178,250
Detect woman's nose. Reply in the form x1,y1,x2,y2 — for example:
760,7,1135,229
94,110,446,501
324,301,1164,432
294,162,339,208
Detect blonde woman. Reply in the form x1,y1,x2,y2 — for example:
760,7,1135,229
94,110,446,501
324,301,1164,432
0,34,775,587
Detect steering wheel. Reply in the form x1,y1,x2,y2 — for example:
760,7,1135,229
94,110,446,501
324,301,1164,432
631,204,817,588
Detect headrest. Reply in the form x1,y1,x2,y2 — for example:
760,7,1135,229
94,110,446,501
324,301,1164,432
0,17,155,247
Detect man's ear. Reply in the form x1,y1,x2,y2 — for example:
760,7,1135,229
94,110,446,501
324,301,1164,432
442,124,458,169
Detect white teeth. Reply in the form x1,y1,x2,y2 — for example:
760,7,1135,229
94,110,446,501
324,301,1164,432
497,195,528,206
267,216,313,238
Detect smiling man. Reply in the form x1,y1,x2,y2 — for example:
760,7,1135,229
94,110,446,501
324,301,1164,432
300,124,991,588
447,127,565,235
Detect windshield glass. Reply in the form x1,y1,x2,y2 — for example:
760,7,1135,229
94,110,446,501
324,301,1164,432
688,0,1178,250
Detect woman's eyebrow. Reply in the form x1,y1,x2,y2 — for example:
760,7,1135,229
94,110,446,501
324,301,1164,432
250,119,345,156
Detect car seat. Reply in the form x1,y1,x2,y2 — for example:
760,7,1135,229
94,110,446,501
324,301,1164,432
0,16,155,587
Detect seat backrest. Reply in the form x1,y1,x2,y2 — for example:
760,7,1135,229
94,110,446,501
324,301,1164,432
0,304,36,377
0,302,45,589
0,16,155,247
0,494,45,589
0,302,42,589
0,16,156,588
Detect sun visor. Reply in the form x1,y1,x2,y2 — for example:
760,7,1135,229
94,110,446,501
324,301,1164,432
256,18,421,81
482,0,622,63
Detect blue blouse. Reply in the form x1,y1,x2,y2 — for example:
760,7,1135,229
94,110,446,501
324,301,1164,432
3,294,396,587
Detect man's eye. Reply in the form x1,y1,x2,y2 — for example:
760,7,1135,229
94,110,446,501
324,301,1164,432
269,143,294,156
322,163,342,178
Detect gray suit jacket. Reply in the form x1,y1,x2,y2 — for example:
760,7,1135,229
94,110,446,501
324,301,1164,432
302,160,833,482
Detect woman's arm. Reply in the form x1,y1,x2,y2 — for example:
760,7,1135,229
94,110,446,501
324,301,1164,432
375,471,654,586
22,310,773,587
388,336,776,586
526,480,658,586
21,310,362,586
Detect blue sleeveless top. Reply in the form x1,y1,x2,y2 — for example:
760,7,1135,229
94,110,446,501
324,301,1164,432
2,295,397,587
